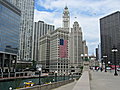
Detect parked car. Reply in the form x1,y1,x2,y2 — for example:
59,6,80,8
117,68,120,71
106,67,111,70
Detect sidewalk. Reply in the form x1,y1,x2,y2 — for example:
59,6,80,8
52,80,77,90
90,70,120,90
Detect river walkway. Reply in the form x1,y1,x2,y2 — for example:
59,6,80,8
90,70,120,90
52,70,120,90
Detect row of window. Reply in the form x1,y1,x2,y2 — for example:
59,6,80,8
0,4,20,54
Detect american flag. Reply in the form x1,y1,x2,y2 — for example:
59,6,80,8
59,39,68,58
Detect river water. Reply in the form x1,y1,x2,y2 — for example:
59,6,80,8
0,76,80,90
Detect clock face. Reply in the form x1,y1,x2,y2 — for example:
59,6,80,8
64,18,69,21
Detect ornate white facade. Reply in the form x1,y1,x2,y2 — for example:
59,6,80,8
62,6,70,31
69,21,83,67
49,6,70,74
49,28,69,75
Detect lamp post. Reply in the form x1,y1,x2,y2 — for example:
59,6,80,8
103,56,107,72
101,58,103,71
81,54,84,60
38,68,42,85
55,71,57,82
85,54,88,61
9,87,12,90
81,54,84,66
108,61,111,66
68,73,70,80
112,46,118,76
72,73,73,79
64,72,65,80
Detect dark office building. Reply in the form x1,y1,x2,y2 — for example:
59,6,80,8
0,0,21,77
96,48,99,61
100,11,120,65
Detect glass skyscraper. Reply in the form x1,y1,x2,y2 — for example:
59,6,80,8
0,0,21,54
6,0,34,61
0,0,21,77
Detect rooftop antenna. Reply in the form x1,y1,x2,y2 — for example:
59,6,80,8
65,2,67,7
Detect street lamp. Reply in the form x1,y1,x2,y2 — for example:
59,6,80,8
81,54,84,60
103,56,107,72
85,54,88,61
55,71,57,82
108,61,111,66
38,68,42,85
81,54,84,66
101,58,103,69
112,46,118,76
72,73,73,80
9,87,12,90
108,61,110,64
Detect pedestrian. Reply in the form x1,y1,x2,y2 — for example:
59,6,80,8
100,67,103,72
93,67,95,71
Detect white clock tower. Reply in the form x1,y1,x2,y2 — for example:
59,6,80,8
62,6,70,31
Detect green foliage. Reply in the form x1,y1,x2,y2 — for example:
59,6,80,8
80,66,83,70
32,60,36,68
85,58,89,61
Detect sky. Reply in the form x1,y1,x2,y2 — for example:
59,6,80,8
34,0,120,55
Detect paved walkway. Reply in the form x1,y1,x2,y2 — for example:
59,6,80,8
52,70,120,90
90,70,120,90
52,80,77,90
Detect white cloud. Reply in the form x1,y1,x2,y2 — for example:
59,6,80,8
34,9,62,27
34,0,120,55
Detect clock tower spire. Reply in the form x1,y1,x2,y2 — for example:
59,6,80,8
62,6,70,31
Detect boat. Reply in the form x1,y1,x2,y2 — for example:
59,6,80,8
23,81,34,88
15,81,34,89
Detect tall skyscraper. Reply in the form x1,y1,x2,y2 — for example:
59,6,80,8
100,11,120,64
39,34,51,72
6,0,34,61
98,43,101,61
82,40,88,57
69,21,83,68
32,21,55,63
0,0,21,77
96,48,99,61
95,44,101,61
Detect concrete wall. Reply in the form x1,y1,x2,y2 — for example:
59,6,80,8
15,79,74,90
